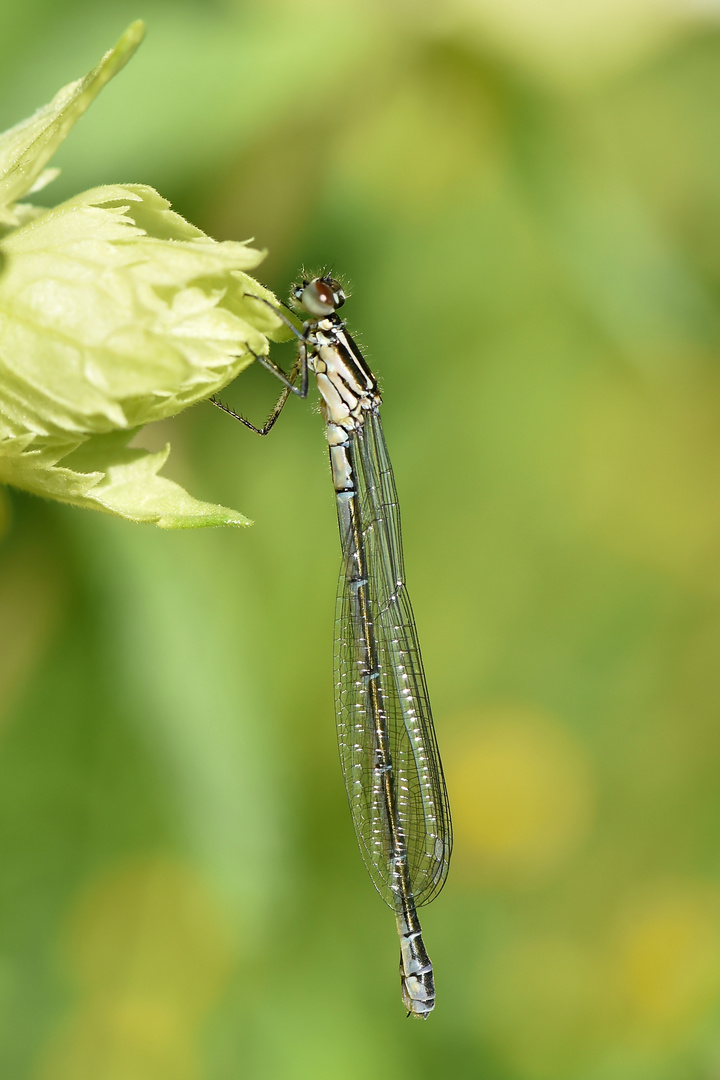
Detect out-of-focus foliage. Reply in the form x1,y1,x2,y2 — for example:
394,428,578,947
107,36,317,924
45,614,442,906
2,1,720,1077
0,21,143,219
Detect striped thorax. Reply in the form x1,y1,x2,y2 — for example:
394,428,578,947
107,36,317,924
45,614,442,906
293,276,380,494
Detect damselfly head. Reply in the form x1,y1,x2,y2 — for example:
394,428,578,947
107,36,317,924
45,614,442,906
292,275,346,318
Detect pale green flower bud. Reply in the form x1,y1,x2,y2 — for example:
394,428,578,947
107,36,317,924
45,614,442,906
0,22,292,528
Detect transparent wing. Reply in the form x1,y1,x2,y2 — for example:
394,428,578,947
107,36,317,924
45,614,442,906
334,410,452,910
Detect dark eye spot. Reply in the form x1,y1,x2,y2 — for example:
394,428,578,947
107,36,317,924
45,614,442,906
314,280,334,307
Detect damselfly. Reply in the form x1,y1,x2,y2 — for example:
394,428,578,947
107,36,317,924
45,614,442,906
213,275,452,1018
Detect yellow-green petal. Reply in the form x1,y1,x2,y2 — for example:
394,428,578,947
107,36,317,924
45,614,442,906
0,24,297,528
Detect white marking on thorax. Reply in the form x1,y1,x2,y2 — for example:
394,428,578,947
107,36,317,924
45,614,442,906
326,421,348,447
315,370,351,426
310,324,376,431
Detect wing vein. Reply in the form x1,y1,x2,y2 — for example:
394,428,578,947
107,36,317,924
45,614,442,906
334,410,452,910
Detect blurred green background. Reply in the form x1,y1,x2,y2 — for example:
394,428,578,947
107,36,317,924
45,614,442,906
3,1,720,1077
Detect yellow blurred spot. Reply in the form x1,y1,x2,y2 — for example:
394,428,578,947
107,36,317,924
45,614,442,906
107,998,181,1050
614,885,720,1038
448,0,690,87
446,705,594,884
478,883,720,1075
36,1000,198,1080
34,857,237,1080
63,856,235,1014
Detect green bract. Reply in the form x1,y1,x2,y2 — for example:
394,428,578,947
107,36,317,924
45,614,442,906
0,22,290,528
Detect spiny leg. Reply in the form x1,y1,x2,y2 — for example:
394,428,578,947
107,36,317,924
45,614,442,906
255,346,309,400
211,347,307,436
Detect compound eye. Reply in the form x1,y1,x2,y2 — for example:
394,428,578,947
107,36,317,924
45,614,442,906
329,279,346,309
299,277,338,317
290,280,308,304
